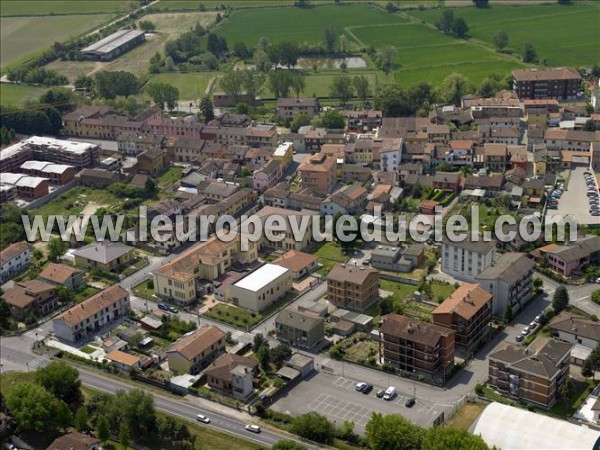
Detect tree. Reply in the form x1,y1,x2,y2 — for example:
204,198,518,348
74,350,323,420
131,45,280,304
559,378,573,408
138,20,155,32
339,34,348,53
290,113,311,133
324,28,337,53
421,427,489,450
219,69,245,105
552,285,569,313
337,420,359,444
74,74,94,91
270,344,292,368
272,440,307,450
242,69,265,103
438,9,455,34
290,412,336,444
452,17,469,38
146,82,179,111
6,382,72,432
207,33,228,57
290,73,306,98
533,277,543,292
94,71,139,99
583,119,597,132
257,345,271,371
199,96,214,123
233,41,250,58
472,0,489,7
320,110,345,129
253,333,266,351
259,36,270,52
353,75,370,103
35,361,83,407
557,0,572,4
378,46,395,74
379,297,393,315
386,1,399,13
330,74,353,104
268,70,295,98
438,72,474,105
75,406,89,432
47,237,68,262
582,345,600,379
269,41,300,68
365,413,423,450
120,422,130,450
522,42,538,63
96,415,110,444
254,49,271,72
492,31,509,51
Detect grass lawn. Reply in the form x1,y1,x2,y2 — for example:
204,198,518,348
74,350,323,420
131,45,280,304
157,166,183,188
213,4,405,50
133,280,156,300
0,1,128,16
313,241,347,275
380,279,418,301
203,303,263,330
0,371,36,395
80,345,96,354
343,339,379,366
73,286,101,303
0,83,48,106
545,379,595,418
446,403,485,430
148,72,217,101
1,14,112,67
430,280,456,302
407,3,600,67
31,186,122,218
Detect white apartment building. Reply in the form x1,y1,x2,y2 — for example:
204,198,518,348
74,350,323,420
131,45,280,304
0,242,33,283
441,237,496,282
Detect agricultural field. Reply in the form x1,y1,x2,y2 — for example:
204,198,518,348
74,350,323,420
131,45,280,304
213,4,406,50
47,11,218,80
147,71,217,101
0,14,112,67
407,3,600,67
0,83,48,106
0,0,128,16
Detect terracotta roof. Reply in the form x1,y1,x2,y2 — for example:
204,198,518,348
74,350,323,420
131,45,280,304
433,283,492,321
106,349,140,366
205,352,257,383
166,325,225,361
19,279,55,294
39,263,83,284
46,432,100,450
0,242,31,265
380,313,454,347
484,143,508,156
1,285,35,309
273,250,317,273
327,264,378,285
55,285,128,327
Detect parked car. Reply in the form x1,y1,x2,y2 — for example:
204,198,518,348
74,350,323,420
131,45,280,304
515,334,525,343
405,398,416,408
168,306,179,314
355,382,367,392
522,326,530,335
196,414,210,424
535,314,544,323
245,424,261,433
383,386,396,401
363,383,374,394
158,303,169,311
376,389,385,398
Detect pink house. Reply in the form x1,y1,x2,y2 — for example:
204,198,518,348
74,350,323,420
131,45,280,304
534,236,600,277
253,160,283,193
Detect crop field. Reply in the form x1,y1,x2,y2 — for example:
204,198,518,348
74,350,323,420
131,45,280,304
0,83,48,106
213,4,406,49
147,72,217,101
407,3,600,67
0,0,126,16
0,14,111,67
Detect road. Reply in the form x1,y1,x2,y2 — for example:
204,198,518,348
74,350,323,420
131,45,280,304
0,331,313,449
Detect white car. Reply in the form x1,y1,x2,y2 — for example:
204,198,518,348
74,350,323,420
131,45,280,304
245,424,261,433
355,382,367,391
196,414,210,424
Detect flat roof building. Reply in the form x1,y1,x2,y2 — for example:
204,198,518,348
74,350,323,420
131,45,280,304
230,263,293,312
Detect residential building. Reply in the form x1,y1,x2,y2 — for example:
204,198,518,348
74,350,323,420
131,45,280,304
276,97,320,119
433,171,462,193
534,235,600,277
432,283,492,351
380,139,403,172
19,161,77,184
0,173,50,199
273,141,294,168
1,280,57,320
297,153,336,195
80,29,145,61
137,147,165,174
212,91,255,107
320,184,368,215
488,339,572,407
345,140,374,165
272,250,318,280
441,236,496,282
548,312,600,350
253,160,283,192
230,263,293,312
53,285,130,343
76,168,122,188
205,353,258,401
166,325,226,375
327,264,379,312
47,432,100,450
117,132,164,156
483,143,508,171
0,242,32,283
73,242,135,272
380,313,455,378
275,307,325,349
474,252,534,317
345,110,382,132
106,349,141,372
543,128,600,151
371,244,424,273
39,263,84,290
512,67,581,100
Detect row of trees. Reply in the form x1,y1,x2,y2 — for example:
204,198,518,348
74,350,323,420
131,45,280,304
6,66,68,86
436,10,469,39
219,68,307,102
146,81,180,110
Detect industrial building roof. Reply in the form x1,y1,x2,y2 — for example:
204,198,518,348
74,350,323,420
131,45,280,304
234,263,289,292
81,29,145,55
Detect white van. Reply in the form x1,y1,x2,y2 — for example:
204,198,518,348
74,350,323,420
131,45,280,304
383,386,396,400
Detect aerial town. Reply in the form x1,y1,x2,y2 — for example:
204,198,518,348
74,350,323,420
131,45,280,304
0,1,599,450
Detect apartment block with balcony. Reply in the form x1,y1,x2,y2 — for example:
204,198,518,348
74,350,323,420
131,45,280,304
275,307,325,349
432,283,492,352
488,339,572,407
533,235,600,278
297,153,337,195
475,252,535,318
441,236,496,282
166,326,226,375
512,67,581,100
326,264,379,312
380,314,455,379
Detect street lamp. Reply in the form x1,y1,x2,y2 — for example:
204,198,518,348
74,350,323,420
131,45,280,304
413,369,417,400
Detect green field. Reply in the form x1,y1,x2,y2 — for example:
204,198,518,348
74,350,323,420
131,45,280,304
0,14,111,67
0,0,127,16
407,3,600,67
213,4,406,49
0,83,48,106
148,72,217,101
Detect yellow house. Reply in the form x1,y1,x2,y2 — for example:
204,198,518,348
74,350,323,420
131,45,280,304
166,326,226,375
272,142,294,169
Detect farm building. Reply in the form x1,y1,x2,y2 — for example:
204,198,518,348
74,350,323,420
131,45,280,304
80,29,145,61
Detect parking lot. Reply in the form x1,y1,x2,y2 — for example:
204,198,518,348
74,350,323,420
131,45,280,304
272,372,451,432
547,167,599,226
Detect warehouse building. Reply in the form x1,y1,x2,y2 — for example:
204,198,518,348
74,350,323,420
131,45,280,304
80,29,146,61
230,264,293,313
